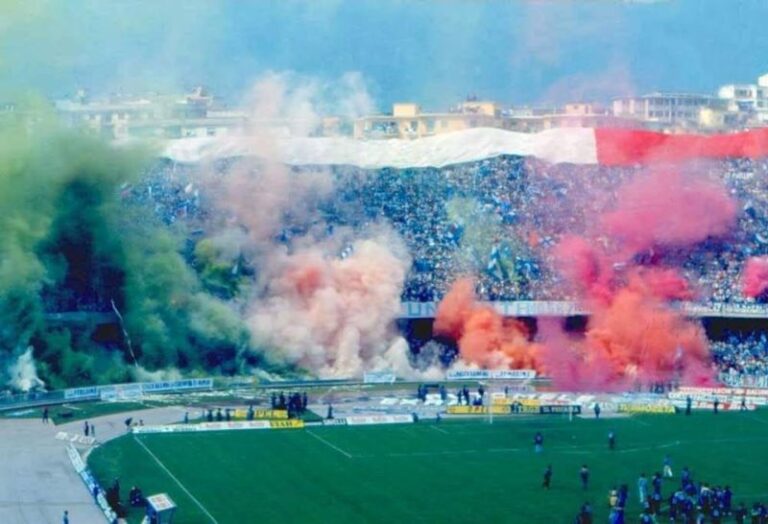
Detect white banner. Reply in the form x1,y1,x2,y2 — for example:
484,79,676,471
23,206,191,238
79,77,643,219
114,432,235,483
132,420,271,434
363,371,397,384
140,378,213,393
64,386,100,401
65,378,213,401
676,386,768,398
346,414,414,426
100,383,144,402
322,418,348,426
446,369,536,381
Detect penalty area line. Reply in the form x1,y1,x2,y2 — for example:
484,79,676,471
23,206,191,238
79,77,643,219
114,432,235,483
133,435,220,524
306,430,353,458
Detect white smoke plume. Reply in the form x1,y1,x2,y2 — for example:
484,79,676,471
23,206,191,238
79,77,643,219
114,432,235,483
130,365,184,383
249,229,412,378
6,347,44,392
204,72,417,378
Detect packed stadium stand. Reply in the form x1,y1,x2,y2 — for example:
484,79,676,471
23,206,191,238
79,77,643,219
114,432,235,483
120,127,768,381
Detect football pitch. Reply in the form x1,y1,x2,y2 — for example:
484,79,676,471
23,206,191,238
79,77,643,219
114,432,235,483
88,410,768,523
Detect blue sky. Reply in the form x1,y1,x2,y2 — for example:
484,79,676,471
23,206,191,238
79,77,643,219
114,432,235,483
3,0,768,110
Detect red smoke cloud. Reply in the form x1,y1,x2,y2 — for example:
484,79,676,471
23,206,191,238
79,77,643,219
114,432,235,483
434,278,543,372
437,166,736,390
742,257,768,298
600,170,737,254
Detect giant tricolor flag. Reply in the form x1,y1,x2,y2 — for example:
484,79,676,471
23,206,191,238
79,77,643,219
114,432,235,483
163,127,768,167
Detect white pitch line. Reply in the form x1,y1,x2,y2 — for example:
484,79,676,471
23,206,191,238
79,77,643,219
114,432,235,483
306,430,353,458
134,436,220,524
430,425,450,435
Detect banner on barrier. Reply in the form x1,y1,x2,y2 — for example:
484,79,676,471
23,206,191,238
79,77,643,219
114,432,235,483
669,392,766,406
677,386,768,398
64,386,100,401
233,409,289,420
346,414,413,425
446,405,511,415
133,421,271,434
447,404,580,415
617,403,675,414
539,405,581,415
511,404,541,414
401,300,768,320
140,378,214,393
323,418,348,426
493,397,541,407
270,419,305,429
65,378,213,401
363,371,397,384
99,383,144,402
446,369,536,381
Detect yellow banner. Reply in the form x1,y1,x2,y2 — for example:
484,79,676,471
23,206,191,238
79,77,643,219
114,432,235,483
617,404,675,414
269,419,305,429
233,409,289,420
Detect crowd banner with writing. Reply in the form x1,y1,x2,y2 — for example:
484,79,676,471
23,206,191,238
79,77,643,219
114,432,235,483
668,392,766,406
67,445,118,523
617,403,675,414
363,371,397,384
446,405,511,415
99,383,143,402
323,418,348,426
269,419,305,429
345,414,414,425
64,386,100,401
677,386,768,398
232,409,289,420
446,369,536,381
132,421,272,434
65,378,214,401
400,301,768,319
447,404,580,415
538,405,582,415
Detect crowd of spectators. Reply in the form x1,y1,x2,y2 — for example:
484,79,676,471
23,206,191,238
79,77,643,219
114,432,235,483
121,155,768,378
711,331,768,378
136,155,768,306
123,154,768,309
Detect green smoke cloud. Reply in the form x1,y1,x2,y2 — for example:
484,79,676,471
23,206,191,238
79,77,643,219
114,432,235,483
0,126,251,389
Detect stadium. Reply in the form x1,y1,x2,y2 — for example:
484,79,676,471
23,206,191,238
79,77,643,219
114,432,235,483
4,125,768,524
6,2,768,524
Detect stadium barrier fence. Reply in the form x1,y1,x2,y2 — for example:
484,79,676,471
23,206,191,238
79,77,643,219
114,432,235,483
67,444,118,523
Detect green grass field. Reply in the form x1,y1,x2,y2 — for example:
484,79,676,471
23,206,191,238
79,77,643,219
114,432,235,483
88,410,768,523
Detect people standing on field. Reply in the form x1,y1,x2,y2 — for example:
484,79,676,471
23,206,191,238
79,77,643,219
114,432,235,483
542,465,552,489
637,473,648,504
575,502,592,524
579,465,590,490
663,455,673,478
